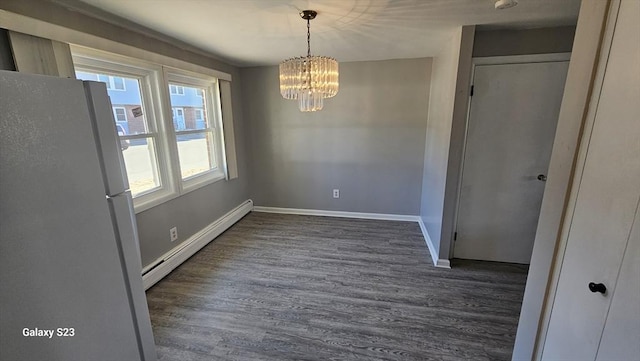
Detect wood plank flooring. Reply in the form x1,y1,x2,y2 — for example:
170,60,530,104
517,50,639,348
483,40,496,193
146,212,528,361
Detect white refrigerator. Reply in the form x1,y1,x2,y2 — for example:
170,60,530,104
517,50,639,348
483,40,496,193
0,70,157,360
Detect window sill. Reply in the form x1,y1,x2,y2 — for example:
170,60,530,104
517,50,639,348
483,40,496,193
181,169,226,195
131,169,226,214
133,187,178,214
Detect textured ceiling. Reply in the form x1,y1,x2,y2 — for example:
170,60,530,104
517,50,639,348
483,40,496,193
65,0,580,67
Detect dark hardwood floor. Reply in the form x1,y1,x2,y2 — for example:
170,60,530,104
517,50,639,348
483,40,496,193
146,212,528,361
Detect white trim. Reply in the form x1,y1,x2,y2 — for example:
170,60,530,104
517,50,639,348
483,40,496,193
252,206,420,222
418,219,451,268
253,206,452,268
142,199,253,290
0,9,232,81
142,203,453,290
165,68,227,192
436,258,451,268
535,2,621,358
219,80,238,180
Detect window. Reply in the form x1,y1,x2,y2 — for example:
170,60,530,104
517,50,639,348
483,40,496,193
74,59,171,212
113,107,127,122
166,71,225,187
194,108,204,122
72,49,231,212
94,74,125,91
169,84,184,95
111,76,125,90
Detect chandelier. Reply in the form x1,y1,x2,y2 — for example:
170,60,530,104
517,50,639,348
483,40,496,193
279,10,339,112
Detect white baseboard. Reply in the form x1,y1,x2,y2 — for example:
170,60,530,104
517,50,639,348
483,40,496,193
142,202,449,287
436,258,451,268
254,206,451,269
418,219,451,269
142,199,253,290
252,206,420,222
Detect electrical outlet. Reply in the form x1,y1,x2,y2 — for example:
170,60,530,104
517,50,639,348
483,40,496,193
333,189,340,198
170,227,178,242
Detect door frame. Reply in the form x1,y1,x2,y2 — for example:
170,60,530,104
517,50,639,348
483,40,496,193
451,53,572,260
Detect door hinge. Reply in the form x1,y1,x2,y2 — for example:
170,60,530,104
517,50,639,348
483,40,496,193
470,85,474,96
454,232,458,241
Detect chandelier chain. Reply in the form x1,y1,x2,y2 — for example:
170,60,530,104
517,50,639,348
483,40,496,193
307,17,311,57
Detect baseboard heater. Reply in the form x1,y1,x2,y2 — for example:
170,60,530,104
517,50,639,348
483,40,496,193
141,199,253,290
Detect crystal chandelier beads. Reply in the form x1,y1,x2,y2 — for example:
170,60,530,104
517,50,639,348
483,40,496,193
279,10,339,112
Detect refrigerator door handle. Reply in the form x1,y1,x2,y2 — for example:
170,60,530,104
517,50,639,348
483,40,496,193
84,81,130,196
107,192,157,360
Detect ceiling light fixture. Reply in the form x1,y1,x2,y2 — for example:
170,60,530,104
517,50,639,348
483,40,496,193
495,0,518,9
279,10,339,112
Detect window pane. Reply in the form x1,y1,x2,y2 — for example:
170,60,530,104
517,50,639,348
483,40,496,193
76,69,161,199
170,84,184,95
112,76,125,90
75,71,150,135
121,137,162,197
113,107,127,122
168,83,208,131
176,132,216,179
194,108,205,130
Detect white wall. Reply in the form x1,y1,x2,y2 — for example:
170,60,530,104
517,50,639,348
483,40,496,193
512,1,611,359
419,28,463,259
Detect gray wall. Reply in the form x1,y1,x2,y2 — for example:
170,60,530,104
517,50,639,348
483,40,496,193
473,26,576,57
423,25,577,263
242,58,431,215
0,0,250,268
420,29,463,257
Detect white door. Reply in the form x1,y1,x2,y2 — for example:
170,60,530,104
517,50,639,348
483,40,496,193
454,59,569,264
542,0,640,358
172,107,185,130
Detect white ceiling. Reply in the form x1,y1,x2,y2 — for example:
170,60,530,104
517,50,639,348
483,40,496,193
67,0,580,67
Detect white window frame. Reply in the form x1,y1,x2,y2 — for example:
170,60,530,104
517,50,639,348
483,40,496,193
72,46,231,211
164,68,227,193
110,75,126,91
169,84,184,95
113,106,127,122
194,108,204,121
72,50,177,213
97,74,126,91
